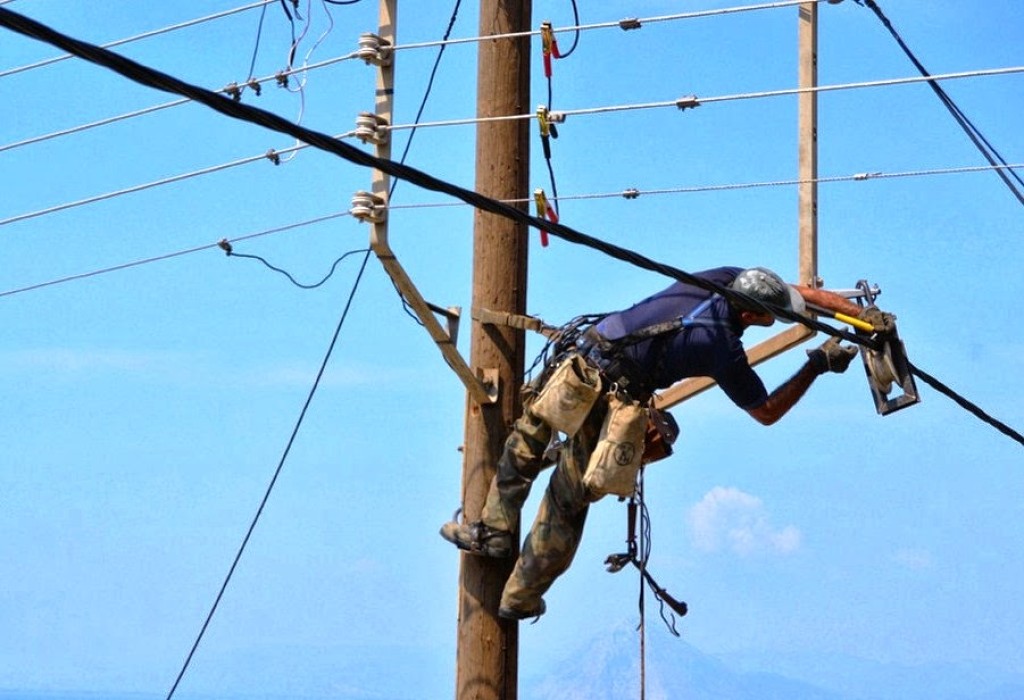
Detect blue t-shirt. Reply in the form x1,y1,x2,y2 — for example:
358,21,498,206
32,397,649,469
595,266,768,410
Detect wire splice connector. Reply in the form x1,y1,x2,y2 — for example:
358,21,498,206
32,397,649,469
675,95,700,111
623,188,640,199
217,238,233,255
619,18,642,31
356,32,392,66
355,112,390,146
265,148,281,165
223,82,242,102
350,190,387,224
533,188,558,247
275,71,289,89
246,78,262,97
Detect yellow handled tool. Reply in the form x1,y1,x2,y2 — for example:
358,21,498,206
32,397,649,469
833,312,874,333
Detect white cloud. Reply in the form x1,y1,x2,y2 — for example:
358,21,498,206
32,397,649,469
688,486,802,557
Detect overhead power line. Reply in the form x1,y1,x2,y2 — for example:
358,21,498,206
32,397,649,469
1,7,1019,448
0,130,357,228
4,62,1019,228
0,211,354,299
855,0,1024,206
0,50,361,154
0,0,272,80
389,0,831,53
4,159,1019,300
376,66,1023,133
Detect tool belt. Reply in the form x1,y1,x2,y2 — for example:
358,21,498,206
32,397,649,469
577,326,656,403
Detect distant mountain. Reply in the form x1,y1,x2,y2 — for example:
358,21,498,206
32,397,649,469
524,623,844,700
524,623,1024,700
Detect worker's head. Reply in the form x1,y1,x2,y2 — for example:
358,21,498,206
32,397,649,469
730,267,806,326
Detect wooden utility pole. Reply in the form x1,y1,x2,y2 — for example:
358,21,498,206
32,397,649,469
455,0,532,698
798,1,820,287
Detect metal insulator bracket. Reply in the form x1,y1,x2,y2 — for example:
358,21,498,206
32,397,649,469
356,32,393,66
355,112,390,146
351,190,387,223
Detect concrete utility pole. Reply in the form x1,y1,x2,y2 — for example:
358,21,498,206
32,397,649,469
455,0,532,698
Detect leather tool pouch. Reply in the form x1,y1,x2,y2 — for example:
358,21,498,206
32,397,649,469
531,353,602,437
583,393,648,499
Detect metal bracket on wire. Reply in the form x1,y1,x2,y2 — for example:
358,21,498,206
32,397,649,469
351,190,498,405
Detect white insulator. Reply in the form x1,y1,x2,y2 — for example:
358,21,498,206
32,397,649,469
355,112,389,145
356,33,392,66
350,190,386,223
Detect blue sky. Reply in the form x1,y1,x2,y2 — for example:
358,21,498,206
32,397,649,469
1,0,1022,697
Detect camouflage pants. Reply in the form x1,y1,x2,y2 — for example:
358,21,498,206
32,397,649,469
481,394,609,613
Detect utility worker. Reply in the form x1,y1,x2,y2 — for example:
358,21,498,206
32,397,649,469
441,266,893,620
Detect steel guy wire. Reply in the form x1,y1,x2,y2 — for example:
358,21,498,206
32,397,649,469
3,6,1021,447
0,50,361,155
0,0,273,80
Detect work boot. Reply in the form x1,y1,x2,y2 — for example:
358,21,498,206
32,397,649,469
439,519,512,558
498,598,546,622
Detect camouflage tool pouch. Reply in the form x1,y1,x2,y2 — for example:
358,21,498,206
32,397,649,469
531,352,602,437
583,393,648,499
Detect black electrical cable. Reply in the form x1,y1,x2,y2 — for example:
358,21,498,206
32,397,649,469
322,0,362,5
245,1,269,83
558,0,581,58
907,361,1024,446
163,248,373,700
855,0,1024,206
2,7,1020,447
225,247,369,288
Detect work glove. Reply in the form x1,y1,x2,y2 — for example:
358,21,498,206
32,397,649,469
807,337,859,375
857,306,896,335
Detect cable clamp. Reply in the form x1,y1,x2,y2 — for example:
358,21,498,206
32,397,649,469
675,95,700,111
357,32,393,66
619,18,642,31
265,148,281,165
217,239,234,255
622,188,640,199
854,171,881,181
536,105,551,138
351,190,387,223
355,112,390,145
275,71,289,89
540,21,562,77
246,78,262,97
223,82,242,102
533,188,559,247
